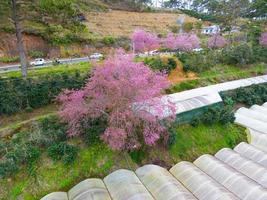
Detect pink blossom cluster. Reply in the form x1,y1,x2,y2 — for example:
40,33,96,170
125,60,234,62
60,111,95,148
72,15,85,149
207,34,228,49
259,32,267,46
57,50,175,151
162,33,200,51
131,29,160,53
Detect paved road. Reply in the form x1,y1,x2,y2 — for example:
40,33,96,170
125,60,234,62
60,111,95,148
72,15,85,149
0,57,90,73
0,52,176,74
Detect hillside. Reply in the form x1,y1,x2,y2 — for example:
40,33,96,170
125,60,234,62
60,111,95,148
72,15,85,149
0,1,201,60
85,10,199,37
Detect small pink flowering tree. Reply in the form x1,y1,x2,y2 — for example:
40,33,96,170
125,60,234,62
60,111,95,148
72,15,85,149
162,33,200,51
57,50,175,151
208,34,228,49
259,32,267,46
131,29,160,53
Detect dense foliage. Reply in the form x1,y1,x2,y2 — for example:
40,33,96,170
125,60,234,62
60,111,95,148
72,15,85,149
190,105,235,127
143,56,177,74
58,51,175,151
0,116,78,179
0,71,87,115
220,83,267,107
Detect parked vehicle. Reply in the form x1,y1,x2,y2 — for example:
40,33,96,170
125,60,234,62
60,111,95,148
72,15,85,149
30,58,45,66
89,53,103,60
193,48,204,52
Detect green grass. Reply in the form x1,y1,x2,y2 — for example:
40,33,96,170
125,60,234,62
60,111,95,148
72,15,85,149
170,123,247,162
0,62,91,78
0,120,247,200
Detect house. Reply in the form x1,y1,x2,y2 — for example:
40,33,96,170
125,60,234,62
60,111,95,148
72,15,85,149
202,25,220,35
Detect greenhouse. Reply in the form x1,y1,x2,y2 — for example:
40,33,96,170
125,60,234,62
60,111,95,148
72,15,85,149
41,102,267,200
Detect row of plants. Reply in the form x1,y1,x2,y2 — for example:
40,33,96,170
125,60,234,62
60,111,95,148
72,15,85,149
0,71,88,115
0,115,108,179
177,44,267,73
220,83,267,107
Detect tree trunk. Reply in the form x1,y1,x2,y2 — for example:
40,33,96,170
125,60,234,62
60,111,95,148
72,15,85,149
11,0,28,78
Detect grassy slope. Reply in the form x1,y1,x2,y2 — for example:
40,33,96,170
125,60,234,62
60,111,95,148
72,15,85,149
85,10,199,37
0,122,246,200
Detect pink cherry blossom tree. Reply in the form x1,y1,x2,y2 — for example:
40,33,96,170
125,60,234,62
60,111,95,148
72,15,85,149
57,50,175,151
259,32,267,46
162,33,200,51
131,29,160,53
208,34,228,49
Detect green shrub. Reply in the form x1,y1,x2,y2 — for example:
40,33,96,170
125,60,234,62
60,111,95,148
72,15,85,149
144,56,176,74
0,56,19,63
179,51,217,73
129,149,146,164
221,43,254,66
0,71,87,115
48,142,78,165
81,118,107,146
191,106,235,126
28,50,46,58
220,83,267,106
102,36,116,45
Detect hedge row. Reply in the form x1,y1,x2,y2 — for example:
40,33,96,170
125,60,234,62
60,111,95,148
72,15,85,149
0,71,88,115
220,83,267,106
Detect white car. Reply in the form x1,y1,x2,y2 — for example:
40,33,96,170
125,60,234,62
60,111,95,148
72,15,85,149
30,58,45,66
193,48,204,52
89,53,103,60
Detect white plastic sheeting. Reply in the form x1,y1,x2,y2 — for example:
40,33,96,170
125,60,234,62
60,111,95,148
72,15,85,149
235,112,267,134
194,155,267,200
215,148,267,187
136,164,196,200
235,107,267,123
104,169,154,200
249,129,267,153
251,105,267,115
68,178,111,200
169,161,239,200
234,142,267,168
41,192,68,200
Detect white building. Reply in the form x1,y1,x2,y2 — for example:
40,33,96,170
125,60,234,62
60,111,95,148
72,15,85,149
202,25,220,35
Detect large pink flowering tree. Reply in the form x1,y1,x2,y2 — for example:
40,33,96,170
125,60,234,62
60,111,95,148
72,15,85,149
57,51,175,151
207,34,228,49
259,32,267,46
131,29,160,53
162,33,200,51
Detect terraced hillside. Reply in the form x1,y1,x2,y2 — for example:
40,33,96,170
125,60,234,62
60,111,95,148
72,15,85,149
42,102,267,200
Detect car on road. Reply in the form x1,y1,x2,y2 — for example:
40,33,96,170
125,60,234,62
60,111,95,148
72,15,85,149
30,58,45,66
193,48,204,52
89,53,103,60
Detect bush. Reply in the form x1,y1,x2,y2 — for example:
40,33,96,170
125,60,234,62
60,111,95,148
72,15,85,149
143,56,176,74
220,83,267,106
221,43,254,65
129,149,146,164
0,56,19,63
191,106,235,126
102,36,116,46
178,51,217,73
81,118,107,146
48,142,78,165
28,50,46,58
0,71,87,115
